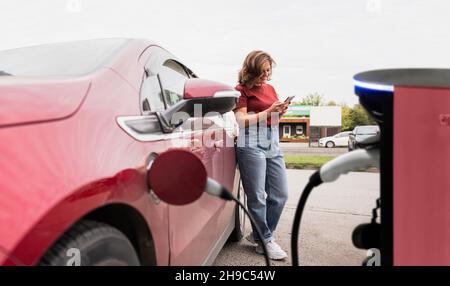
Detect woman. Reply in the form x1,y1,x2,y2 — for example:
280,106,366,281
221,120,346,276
234,50,289,260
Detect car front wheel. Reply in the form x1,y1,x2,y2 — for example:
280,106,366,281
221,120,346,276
38,220,140,266
326,141,335,148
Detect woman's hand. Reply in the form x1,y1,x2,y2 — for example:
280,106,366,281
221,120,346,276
279,102,289,115
265,101,288,115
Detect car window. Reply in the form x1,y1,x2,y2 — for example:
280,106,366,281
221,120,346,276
356,126,379,135
158,60,189,107
140,74,165,113
0,38,128,77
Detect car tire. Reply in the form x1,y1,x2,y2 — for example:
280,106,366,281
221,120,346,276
326,141,335,148
228,178,245,242
38,220,140,266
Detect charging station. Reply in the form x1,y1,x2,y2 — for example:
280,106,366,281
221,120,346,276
354,69,450,266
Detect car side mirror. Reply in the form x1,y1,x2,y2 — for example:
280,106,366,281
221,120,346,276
155,79,239,133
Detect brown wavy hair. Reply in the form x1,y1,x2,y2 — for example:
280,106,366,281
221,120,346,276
238,50,276,89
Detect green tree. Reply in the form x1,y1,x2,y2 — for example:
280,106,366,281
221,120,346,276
341,104,376,131
299,92,324,106
341,105,352,131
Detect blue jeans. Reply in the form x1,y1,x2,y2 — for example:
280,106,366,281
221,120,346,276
236,125,289,243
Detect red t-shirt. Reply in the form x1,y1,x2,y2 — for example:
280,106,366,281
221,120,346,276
234,83,279,125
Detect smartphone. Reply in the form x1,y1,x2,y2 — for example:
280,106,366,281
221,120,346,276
284,96,295,104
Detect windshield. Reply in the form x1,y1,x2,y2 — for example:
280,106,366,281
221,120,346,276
0,38,128,77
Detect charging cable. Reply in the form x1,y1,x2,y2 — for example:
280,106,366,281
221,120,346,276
206,178,271,266
291,147,380,266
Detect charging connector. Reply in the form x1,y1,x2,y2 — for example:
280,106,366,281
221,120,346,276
320,148,379,183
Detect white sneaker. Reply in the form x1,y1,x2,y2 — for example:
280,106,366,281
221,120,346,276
246,234,276,245
255,241,287,260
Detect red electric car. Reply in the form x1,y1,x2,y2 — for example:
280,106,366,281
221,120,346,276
0,38,244,266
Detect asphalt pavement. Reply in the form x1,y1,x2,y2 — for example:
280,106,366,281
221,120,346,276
213,169,380,266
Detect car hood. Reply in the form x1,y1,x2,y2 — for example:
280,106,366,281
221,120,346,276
0,77,90,127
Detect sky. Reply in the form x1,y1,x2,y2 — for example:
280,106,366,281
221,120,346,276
1,0,450,105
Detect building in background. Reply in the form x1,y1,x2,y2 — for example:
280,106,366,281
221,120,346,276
279,105,310,143
309,106,342,146
279,105,341,146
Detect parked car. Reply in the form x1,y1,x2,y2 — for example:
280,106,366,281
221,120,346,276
348,125,380,151
0,38,243,266
318,131,352,148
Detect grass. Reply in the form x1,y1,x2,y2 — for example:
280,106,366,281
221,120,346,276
284,154,379,172
284,155,334,170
